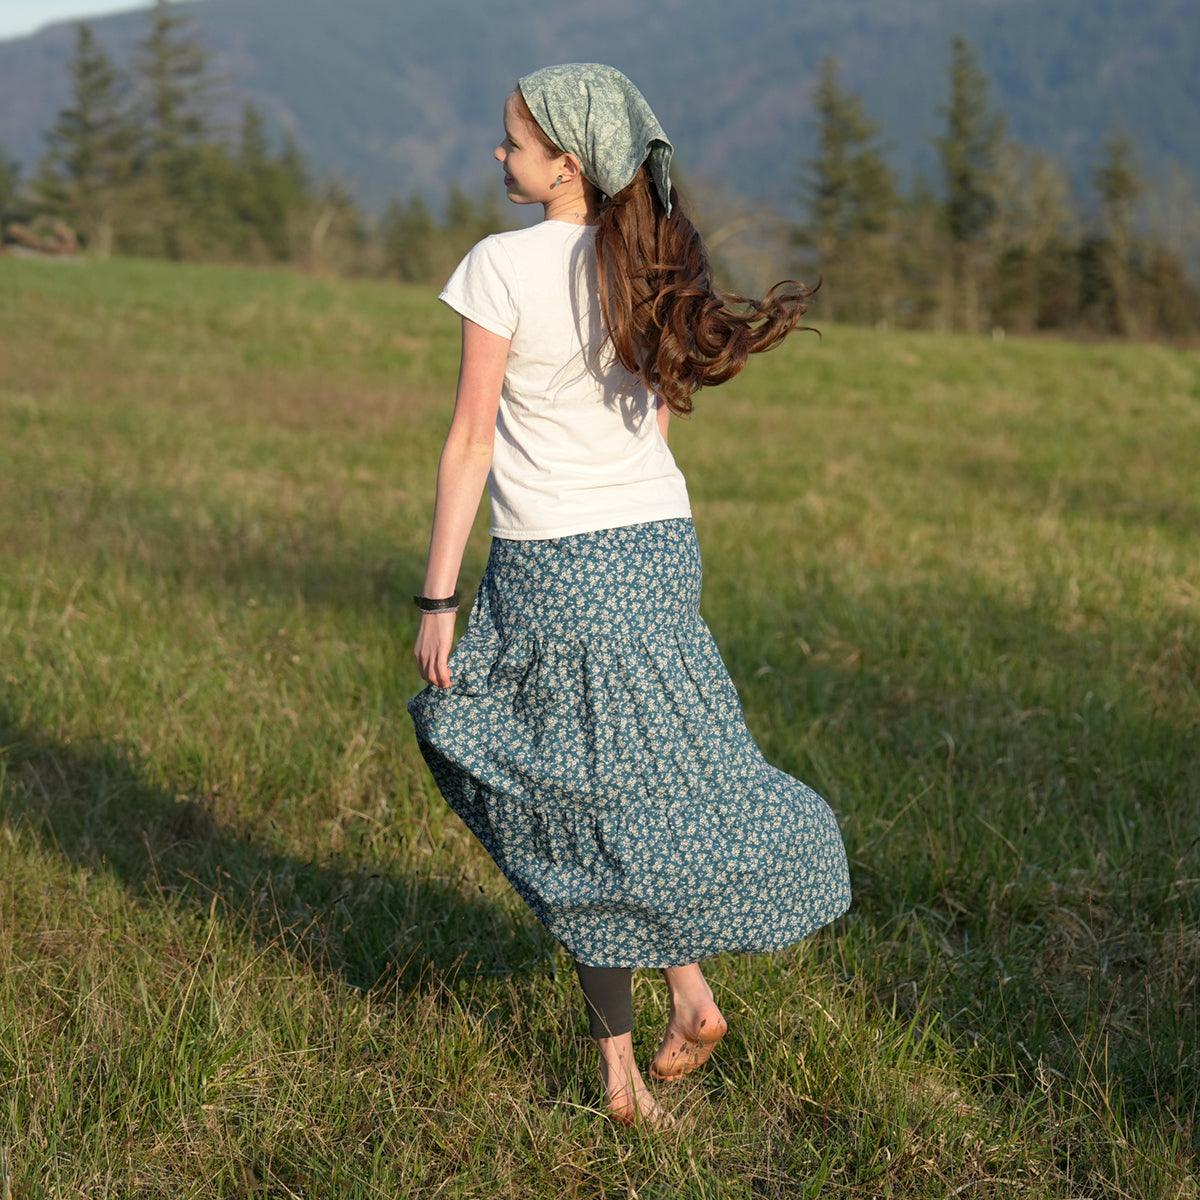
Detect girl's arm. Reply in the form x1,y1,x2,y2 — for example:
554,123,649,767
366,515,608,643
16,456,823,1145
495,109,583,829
656,395,670,443
414,317,510,688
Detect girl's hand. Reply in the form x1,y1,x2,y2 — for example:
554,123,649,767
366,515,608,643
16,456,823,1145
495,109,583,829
414,610,458,688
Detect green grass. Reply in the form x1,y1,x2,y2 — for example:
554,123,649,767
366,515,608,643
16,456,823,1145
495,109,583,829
1,255,1198,1198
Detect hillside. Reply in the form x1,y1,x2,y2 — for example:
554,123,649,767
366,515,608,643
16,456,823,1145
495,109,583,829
1,0,1198,212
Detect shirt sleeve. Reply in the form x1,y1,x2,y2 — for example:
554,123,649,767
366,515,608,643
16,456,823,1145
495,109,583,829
439,236,519,338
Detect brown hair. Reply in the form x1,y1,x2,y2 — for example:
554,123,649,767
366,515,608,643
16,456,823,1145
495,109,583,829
514,88,813,416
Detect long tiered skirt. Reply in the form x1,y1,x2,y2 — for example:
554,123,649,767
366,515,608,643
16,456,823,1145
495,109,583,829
408,518,850,967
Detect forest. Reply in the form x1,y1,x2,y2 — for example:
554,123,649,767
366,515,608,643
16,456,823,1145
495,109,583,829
3,0,1199,340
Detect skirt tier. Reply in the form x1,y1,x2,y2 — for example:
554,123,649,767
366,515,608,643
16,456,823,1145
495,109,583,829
408,518,850,967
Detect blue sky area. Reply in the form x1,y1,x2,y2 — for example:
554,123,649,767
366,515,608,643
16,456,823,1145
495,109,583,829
0,0,153,40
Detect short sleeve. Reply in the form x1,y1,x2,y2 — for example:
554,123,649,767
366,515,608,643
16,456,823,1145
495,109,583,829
439,236,518,338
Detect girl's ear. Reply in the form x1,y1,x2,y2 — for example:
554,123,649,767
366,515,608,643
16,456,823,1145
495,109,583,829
558,153,585,183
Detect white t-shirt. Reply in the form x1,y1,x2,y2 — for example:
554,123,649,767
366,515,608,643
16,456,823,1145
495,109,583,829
439,220,692,540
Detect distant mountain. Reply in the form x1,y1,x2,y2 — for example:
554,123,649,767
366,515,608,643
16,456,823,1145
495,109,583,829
1,0,1198,214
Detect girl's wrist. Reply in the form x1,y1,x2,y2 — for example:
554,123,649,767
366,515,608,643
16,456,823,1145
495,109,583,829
414,589,461,614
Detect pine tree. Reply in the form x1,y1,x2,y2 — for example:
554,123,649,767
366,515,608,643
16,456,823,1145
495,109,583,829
1091,125,1143,335
381,193,436,282
893,173,947,329
238,103,270,175
0,144,19,231
436,184,509,277
801,57,895,247
35,24,135,256
136,0,210,159
235,104,307,260
132,0,217,256
275,134,314,261
935,36,1006,331
797,56,898,323
989,147,1078,331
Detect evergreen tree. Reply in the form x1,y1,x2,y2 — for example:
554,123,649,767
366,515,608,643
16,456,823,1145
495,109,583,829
131,0,218,256
278,135,310,199
235,104,308,260
989,147,1078,331
1093,127,1141,246
381,193,436,282
935,36,1006,331
35,24,135,256
275,134,315,261
380,185,511,283
800,58,894,246
238,102,271,177
0,144,19,231
1091,125,1143,335
435,184,509,276
443,183,487,258
1025,153,1081,331
797,56,898,323
135,0,210,158
893,173,947,329
1145,246,1200,338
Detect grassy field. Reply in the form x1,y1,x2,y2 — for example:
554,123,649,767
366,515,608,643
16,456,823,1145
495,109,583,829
1,255,1197,1198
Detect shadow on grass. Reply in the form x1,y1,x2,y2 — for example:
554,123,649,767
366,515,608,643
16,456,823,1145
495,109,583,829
0,705,549,998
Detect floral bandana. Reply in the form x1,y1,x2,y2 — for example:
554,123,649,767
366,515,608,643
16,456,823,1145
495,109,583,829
518,63,675,214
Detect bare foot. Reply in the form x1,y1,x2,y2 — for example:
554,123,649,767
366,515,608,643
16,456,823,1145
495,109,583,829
649,1008,727,1081
605,1076,670,1127
649,965,728,1082
598,1033,671,1127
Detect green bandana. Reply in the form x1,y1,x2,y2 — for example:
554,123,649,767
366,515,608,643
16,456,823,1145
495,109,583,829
518,63,675,215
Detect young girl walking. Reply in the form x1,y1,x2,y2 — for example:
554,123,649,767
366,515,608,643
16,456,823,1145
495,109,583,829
409,63,851,1127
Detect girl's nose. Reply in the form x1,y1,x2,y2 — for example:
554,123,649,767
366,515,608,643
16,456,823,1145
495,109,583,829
494,145,504,162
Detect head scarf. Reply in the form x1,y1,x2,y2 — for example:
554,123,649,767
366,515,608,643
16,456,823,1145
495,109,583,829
518,63,674,214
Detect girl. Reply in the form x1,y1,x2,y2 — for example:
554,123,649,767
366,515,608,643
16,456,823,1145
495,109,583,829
410,63,850,1127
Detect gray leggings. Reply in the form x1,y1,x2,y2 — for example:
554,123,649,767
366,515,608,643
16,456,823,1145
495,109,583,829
574,962,634,1039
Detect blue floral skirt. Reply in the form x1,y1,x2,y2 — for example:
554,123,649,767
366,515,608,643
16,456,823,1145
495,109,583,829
408,518,850,968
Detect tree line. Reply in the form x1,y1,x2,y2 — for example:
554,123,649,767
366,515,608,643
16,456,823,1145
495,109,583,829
798,41,1200,338
3,5,1198,340
0,1,501,276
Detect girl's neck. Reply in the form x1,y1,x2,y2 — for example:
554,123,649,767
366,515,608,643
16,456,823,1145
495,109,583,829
542,181,601,225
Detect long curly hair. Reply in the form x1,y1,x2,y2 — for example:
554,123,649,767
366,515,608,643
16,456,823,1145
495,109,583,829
516,88,815,416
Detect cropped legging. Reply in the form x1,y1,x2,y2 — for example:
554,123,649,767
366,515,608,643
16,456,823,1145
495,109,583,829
574,962,634,1038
